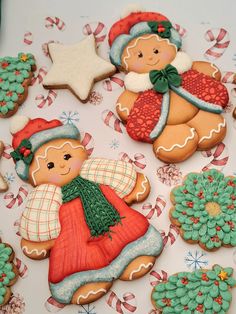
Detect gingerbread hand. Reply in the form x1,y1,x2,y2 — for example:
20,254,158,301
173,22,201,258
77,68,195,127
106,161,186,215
116,90,139,122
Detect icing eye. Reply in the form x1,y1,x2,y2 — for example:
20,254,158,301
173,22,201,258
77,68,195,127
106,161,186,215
138,51,143,58
153,48,159,54
64,154,72,160
47,162,55,170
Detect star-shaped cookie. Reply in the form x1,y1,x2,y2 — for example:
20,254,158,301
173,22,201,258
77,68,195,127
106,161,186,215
43,35,116,102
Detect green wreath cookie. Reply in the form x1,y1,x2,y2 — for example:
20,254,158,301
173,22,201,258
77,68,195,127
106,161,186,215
152,265,236,314
0,53,36,118
170,169,236,251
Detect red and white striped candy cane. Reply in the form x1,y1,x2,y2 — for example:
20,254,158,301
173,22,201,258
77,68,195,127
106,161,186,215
31,67,48,86
106,291,137,314
23,31,33,45
103,73,125,92
119,152,146,169
13,219,20,237
4,185,28,209
150,270,168,287
221,71,236,84
45,16,66,31
45,296,65,313
204,28,230,60
2,143,13,159
80,131,94,156
14,257,28,278
35,90,57,109
148,310,160,314
142,195,166,220
102,110,124,134
173,23,187,38
160,224,180,248
83,21,107,46
42,41,61,57
201,142,229,172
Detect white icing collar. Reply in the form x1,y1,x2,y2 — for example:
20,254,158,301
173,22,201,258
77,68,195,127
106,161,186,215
124,52,192,93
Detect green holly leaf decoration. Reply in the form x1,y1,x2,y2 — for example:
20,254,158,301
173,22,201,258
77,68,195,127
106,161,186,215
11,138,34,165
148,21,173,38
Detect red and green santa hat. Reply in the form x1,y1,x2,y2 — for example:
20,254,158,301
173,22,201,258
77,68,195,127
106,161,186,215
108,7,182,67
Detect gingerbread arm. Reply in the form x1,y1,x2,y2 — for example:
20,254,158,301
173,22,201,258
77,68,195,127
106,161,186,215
192,61,221,81
116,90,139,122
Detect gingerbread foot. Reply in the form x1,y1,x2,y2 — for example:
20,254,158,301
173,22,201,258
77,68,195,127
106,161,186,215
21,238,54,260
119,255,156,281
187,110,226,150
124,173,150,204
153,124,199,163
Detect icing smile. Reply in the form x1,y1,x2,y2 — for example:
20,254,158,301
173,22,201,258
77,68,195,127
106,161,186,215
60,168,71,176
146,60,159,66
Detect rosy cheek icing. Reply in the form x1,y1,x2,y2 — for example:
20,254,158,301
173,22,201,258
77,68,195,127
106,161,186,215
70,159,83,173
129,61,144,72
47,173,62,185
161,52,174,63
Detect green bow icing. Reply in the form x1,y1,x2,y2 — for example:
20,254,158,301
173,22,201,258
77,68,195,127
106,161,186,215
148,21,172,38
11,138,34,165
149,64,182,93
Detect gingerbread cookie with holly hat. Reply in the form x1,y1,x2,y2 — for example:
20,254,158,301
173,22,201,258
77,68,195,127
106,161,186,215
10,115,163,305
108,8,228,163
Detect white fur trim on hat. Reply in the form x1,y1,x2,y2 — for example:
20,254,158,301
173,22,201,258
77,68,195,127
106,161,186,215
121,4,145,19
10,116,30,134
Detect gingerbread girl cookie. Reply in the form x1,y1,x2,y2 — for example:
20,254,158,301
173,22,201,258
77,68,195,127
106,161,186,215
108,9,229,163
10,116,163,305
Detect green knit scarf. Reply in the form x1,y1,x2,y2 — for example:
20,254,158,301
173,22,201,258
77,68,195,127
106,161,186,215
61,176,123,238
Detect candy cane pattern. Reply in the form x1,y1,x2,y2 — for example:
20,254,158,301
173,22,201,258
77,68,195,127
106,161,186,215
148,310,160,314
173,23,187,37
13,257,28,278
103,73,125,92
142,195,166,220
82,21,107,46
2,143,13,159
45,17,66,31
149,269,168,287
201,142,229,172
13,219,20,237
23,31,33,45
160,224,180,248
31,67,48,86
106,291,137,314
4,185,28,209
45,296,65,313
119,152,146,169
80,131,94,156
221,71,236,84
204,28,230,60
102,110,124,133
42,41,61,57
35,90,57,109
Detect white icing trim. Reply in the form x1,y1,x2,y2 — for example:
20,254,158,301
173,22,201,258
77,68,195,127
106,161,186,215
199,119,226,144
210,63,219,78
22,246,47,257
76,288,107,304
136,176,148,201
156,128,196,153
129,262,153,280
31,142,85,186
116,102,130,115
123,34,177,70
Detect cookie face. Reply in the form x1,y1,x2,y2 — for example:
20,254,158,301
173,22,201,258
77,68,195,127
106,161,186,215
43,35,116,102
170,169,236,251
121,34,177,73
152,265,236,313
29,138,88,187
0,53,36,118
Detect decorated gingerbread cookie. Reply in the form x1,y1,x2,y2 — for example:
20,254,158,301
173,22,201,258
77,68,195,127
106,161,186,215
151,265,236,313
170,169,236,251
108,8,229,163
10,115,163,305
0,53,36,118
43,35,116,102
0,241,18,307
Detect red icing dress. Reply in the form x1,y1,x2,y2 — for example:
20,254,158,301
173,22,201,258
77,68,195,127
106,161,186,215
126,69,229,143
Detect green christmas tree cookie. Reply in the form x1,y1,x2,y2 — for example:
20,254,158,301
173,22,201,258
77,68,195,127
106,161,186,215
170,169,236,251
0,53,36,118
152,265,236,314
0,242,18,306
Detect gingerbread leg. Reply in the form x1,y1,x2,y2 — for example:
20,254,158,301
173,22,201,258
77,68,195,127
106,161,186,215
119,255,156,281
187,110,226,150
124,173,150,204
21,238,54,260
153,124,199,163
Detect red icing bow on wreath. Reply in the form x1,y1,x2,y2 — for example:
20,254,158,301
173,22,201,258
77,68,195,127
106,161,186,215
11,139,34,165
148,21,172,38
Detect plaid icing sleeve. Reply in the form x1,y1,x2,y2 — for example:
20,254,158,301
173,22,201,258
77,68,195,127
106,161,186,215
19,184,62,242
80,158,137,198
